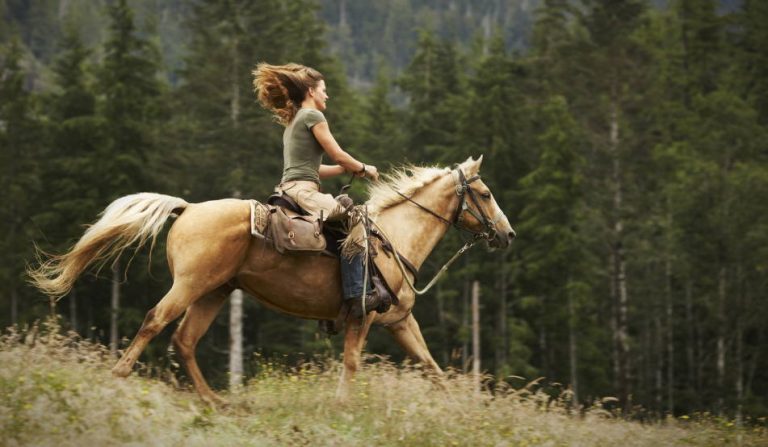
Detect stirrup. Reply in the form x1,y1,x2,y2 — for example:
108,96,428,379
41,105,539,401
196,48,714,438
349,291,390,319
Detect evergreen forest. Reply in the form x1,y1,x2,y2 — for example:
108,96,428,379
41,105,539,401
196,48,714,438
1,0,767,424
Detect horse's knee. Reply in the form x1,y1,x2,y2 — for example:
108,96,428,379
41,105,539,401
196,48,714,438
343,351,361,374
137,307,163,337
171,331,195,360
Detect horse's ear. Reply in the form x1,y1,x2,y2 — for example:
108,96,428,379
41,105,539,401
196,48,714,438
462,155,483,176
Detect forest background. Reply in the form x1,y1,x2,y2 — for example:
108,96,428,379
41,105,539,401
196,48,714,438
1,0,766,423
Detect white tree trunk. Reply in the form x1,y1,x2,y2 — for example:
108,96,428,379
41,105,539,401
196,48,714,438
339,0,348,28
496,253,508,375
716,266,726,414
666,257,674,414
461,258,470,372
229,289,244,391
69,288,78,333
110,261,120,356
685,280,695,389
11,288,18,325
472,280,481,392
230,35,240,125
567,281,579,405
736,310,743,428
436,284,448,365
609,92,630,407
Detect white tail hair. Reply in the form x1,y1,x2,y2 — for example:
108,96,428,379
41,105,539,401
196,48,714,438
28,193,189,299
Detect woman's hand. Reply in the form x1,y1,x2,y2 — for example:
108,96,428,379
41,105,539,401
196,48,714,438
363,164,379,181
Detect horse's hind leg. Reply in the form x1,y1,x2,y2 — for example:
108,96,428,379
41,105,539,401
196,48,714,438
171,285,232,405
387,313,443,374
111,282,205,378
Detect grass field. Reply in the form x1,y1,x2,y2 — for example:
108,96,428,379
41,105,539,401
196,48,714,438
1,320,765,446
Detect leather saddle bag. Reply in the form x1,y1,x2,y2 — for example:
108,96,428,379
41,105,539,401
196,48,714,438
266,206,326,254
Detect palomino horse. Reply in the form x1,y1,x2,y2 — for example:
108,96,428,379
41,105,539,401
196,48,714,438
30,156,515,404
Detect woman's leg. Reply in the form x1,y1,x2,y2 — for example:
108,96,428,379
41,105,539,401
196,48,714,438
340,253,389,317
340,253,372,300
284,181,347,220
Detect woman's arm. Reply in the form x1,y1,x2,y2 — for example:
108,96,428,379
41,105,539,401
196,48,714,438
319,164,345,179
312,121,378,180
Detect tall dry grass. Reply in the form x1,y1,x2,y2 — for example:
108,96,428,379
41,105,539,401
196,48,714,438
1,319,765,446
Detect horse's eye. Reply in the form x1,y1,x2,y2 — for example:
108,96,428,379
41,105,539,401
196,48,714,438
481,192,491,199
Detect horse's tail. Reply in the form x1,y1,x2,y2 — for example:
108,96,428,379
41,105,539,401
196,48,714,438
28,193,189,299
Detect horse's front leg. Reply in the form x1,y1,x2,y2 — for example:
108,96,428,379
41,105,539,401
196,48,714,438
336,312,374,400
387,313,443,375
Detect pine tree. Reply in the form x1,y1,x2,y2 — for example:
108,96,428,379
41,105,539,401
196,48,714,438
99,0,162,197
516,96,590,400
399,30,465,163
31,26,105,332
456,35,531,377
737,0,768,124
462,35,530,202
568,0,649,410
96,0,164,354
359,67,406,170
674,0,724,98
0,38,45,326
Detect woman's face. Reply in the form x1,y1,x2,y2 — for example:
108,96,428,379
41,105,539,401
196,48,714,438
309,80,328,111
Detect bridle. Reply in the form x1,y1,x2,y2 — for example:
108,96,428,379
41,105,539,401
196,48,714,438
392,166,502,242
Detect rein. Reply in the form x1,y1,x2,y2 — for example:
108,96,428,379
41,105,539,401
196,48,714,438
369,219,482,296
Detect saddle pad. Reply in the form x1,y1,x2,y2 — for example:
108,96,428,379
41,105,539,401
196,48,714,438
249,200,270,238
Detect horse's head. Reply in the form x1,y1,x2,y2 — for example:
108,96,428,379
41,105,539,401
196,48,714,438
454,156,516,249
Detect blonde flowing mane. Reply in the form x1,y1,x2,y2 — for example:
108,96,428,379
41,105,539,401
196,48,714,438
365,165,451,215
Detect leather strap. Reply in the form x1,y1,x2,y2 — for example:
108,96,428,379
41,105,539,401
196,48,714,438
370,228,419,279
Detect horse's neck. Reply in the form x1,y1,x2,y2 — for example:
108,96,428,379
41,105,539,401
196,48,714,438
374,175,457,270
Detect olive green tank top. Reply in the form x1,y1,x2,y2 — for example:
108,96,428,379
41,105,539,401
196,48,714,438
281,108,327,184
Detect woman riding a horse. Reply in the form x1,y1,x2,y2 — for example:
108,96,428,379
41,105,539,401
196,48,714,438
252,63,386,317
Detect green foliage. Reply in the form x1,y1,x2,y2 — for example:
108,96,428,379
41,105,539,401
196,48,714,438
99,0,163,196
738,0,768,124
0,38,45,310
399,30,466,163
33,27,105,250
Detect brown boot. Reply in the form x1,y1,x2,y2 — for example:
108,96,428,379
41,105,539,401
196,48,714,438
349,291,389,318
335,194,354,213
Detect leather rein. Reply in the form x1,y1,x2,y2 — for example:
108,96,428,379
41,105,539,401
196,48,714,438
370,166,503,296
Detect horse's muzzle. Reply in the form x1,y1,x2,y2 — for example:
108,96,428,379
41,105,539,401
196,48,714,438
489,228,515,249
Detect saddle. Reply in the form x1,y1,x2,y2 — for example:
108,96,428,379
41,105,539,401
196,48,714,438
265,193,328,255
248,193,405,334
248,193,337,255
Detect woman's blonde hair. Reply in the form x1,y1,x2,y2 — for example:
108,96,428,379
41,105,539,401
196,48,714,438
252,62,324,126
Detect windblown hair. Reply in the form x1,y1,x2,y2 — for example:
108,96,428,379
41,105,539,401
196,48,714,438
252,62,324,126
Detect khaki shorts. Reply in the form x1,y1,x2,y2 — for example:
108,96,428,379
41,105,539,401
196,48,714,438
276,180,344,221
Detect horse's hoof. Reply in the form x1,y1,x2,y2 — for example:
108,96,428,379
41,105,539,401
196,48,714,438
111,364,132,378
202,393,228,409
335,385,350,403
